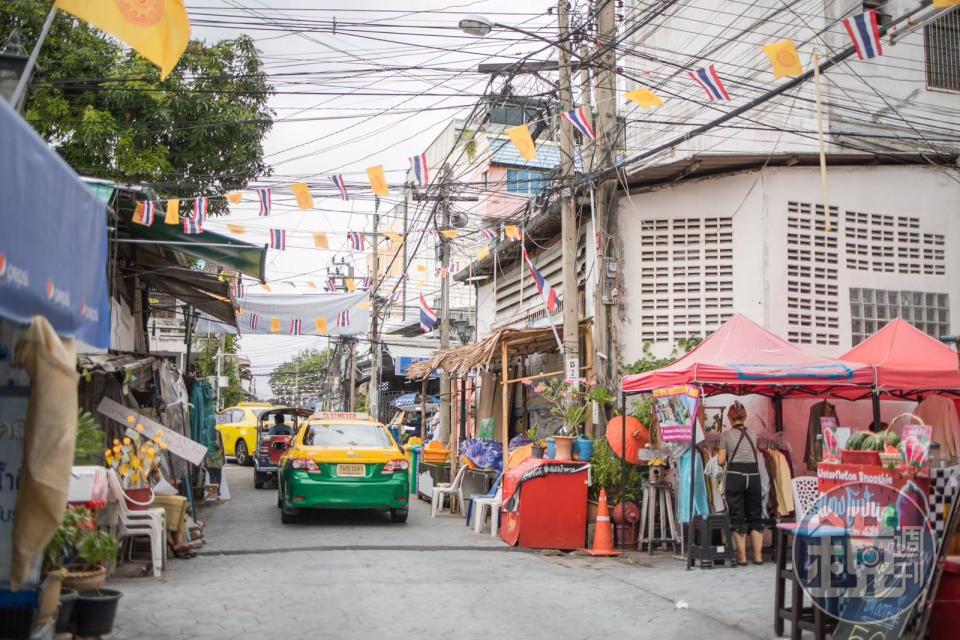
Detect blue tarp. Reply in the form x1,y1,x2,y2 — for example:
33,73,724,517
459,438,503,472
0,98,110,347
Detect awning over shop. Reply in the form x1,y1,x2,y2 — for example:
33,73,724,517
122,214,267,283
842,318,960,398
134,250,237,327
621,314,874,398
0,97,110,347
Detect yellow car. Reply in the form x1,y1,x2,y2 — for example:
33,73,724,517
277,412,409,524
216,401,273,465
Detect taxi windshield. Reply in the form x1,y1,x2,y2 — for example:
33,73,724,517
305,423,391,448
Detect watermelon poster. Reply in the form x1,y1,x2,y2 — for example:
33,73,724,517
652,385,700,443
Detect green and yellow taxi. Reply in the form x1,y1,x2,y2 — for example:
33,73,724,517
277,412,409,524
216,401,273,466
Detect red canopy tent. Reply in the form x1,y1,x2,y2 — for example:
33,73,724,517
622,314,874,398
842,318,960,399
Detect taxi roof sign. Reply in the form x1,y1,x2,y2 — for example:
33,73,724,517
311,411,372,421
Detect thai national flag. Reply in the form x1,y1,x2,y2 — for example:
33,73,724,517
390,288,402,302
249,313,260,330
183,216,203,235
325,277,337,292
480,227,499,241
843,10,883,60
140,201,156,226
192,197,208,222
331,175,349,200
269,229,286,250
336,309,350,328
347,231,365,251
560,105,596,141
688,65,731,102
233,279,245,299
419,294,438,333
257,188,271,216
360,276,372,289
523,251,558,313
289,318,302,335
409,153,429,186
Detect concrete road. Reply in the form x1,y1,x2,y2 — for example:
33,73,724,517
110,465,777,640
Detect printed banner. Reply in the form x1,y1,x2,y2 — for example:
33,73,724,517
235,292,368,336
652,384,700,442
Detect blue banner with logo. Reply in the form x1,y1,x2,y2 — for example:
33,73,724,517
0,98,110,347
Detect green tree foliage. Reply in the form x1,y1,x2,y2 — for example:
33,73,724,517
1,2,273,214
269,349,333,407
195,335,246,408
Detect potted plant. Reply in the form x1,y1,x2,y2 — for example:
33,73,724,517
532,377,613,461
105,427,167,510
527,427,545,458
587,438,642,522
75,588,123,638
45,507,120,591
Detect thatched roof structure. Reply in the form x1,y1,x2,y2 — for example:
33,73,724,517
404,321,591,380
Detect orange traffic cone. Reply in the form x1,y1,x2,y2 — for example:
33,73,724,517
582,488,622,557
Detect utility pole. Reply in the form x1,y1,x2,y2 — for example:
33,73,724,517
439,175,452,442
215,335,223,411
348,339,357,411
592,0,619,417
558,0,581,414
369,211,382,421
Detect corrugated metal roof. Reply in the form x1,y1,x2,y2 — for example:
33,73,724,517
489,137,583,171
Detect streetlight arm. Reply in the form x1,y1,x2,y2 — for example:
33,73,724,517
10,5,57,109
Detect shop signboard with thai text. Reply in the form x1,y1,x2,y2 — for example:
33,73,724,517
652,385,700,443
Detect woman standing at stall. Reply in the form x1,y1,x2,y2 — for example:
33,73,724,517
718,401,764,565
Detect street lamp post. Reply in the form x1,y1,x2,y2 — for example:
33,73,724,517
0,31,29,111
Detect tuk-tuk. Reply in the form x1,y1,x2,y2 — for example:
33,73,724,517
254,407,312,489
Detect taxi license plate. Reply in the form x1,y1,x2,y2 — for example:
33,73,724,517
337,464,365,477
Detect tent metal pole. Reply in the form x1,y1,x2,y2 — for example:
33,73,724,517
620,390,627,550
686,384,704,570
871,388,882,432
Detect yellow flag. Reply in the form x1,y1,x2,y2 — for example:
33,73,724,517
132,201,144,224
763,40,803,78
226,192,243,204
261,284,272,292
345,277,356,292
54,0,190,80
270,317,281,333
235,308,244,317
366,165,390,196
164,199,179,224
476,246,490,261
291,182,314,210
440,229,458,239
312,232,329,249
625,88,664,109
315,317,328,333
504,225,522,242
227,224,246,235
358,301,372,310
384,231,403,245
416,263,427,272
506,125,537,161
934,0,960,6
307,281,317,289
438,267,449,279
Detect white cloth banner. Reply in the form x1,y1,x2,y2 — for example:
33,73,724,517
235,292,368,337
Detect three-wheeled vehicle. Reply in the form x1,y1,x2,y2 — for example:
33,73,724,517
254,407,312,489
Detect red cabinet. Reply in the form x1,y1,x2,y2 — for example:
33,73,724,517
500,458,589,550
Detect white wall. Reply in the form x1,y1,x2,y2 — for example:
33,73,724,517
618,164,960,364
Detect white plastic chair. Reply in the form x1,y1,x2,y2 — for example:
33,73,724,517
792,476,820,520
106,470,166,577
431,465,468,517
472,486,503,536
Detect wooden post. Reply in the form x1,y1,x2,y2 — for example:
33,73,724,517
501,340,509,469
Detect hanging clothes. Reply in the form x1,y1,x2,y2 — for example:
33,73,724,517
675,447,709,524
916,395,960,463
703,452,726,513
804,400,839,471
763,449,795,516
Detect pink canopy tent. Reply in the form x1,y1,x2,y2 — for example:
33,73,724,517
842,318,960,399
622,314,874,398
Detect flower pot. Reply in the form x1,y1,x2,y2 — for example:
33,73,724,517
61,564,107,592
554,436,575,461
573,437,594,462
545,437,556,459
75,589,122,638
531,445,545,459
124,487,153,511
55,589,78,634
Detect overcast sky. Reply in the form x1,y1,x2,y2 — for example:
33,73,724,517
185,1,555,394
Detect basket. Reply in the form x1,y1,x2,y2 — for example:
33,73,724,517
879,453,902,469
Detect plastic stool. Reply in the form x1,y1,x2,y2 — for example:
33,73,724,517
689,513,736,569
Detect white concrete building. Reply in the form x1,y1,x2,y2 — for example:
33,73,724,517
613,0,960,363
